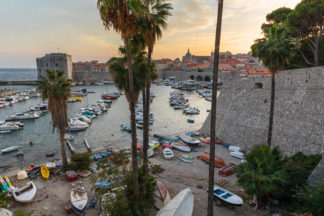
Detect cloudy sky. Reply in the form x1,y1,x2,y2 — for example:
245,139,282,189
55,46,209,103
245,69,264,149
0,0,300,68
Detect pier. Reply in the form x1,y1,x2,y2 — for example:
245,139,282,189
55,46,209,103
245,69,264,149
0,80,39,86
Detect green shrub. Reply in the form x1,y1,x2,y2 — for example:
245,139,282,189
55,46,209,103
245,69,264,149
280,152,322,202
151,164,164,174
236,144,285,206
0,193,8,208
69,152,92,170
293,183,324,216
14,210,31,216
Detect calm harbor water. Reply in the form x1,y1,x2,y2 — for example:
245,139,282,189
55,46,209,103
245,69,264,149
0,83,211,173
0,68,37,81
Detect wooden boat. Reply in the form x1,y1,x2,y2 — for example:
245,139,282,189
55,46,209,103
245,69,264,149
213,185,243,206
157,188,194,216
163,148,174,160
199,152,226,168
41,165,49,180
101,94,118,100
147,149,154,158
218,163,236,177
200,137,210,144
178,135,200,146
230,151,245,159
171,141,190,152
71,183,88,215
0,208,14,216
13,181,37,203
1,146,18,153
154,181,171,210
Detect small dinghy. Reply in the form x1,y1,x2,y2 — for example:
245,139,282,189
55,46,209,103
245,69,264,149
179,155,193,163
149,140,160,150
147,149,154,158
163,148,174,160
171,141,190,152
1,146,18,154
199,152,226,168
213,185,243,206
13,181,37,203
71,183,88,215
46,163,56,169
229,145,241,152
178,135,200,146
230,151,245,159
95,179,111,189
157,188,194,216
154,181,171,209
0,177,9,193
41,165,49,180
0,208,14,216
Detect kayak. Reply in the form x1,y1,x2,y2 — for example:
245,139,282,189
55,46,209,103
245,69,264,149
41,165,49,180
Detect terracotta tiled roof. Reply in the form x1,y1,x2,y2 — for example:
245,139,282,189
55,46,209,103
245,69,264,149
219,64,236,71
241,68,271,77
158,58,173,63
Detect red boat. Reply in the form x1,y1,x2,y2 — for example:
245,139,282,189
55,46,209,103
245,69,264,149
199,152,226,168
65,171,79,181
200,137,223,145
154,181,171,209
101,94,118,100
162,143,174,149
218,163,236,176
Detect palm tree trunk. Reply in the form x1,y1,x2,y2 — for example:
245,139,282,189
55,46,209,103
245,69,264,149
142,46,152,199
208,0,224,215
267,71,276,146
125,37,139,199
59,129,68,171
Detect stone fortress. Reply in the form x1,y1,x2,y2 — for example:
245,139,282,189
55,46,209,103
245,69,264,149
36,53,111,84
36,53,72,80
200,66,324,156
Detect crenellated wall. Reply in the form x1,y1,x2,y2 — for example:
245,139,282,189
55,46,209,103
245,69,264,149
200,66,324,156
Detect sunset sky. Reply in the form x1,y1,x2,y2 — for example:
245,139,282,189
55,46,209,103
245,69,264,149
0,0,300,68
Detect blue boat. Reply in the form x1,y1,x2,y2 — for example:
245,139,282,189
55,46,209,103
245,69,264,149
93,154,102,162
213,185,243,206
0,178,8,194
187,119,194,123
222,142,230,149
121,124,131,133
94,179,111,189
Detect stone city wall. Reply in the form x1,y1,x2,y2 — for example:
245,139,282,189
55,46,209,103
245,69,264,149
200,66,324,156
72,72,112,84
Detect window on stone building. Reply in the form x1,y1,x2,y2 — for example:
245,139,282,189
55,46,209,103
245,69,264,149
254,82,263,89
46,63,48,67
56,63,58,67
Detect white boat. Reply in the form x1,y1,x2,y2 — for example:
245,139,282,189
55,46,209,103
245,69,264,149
71,183,88,215
183,107,200,115
13,181,37,203
171,141,191,152
0,208,14,216
7,112,39,121
230,151,245,159
163,148,174,160
157,188,194,216
213,185,243,206
0,130,12,134
178,134,200,146
229,146,241,152
147,149,154,158
179,155,193,163
0,121,20,131
1,146,18,153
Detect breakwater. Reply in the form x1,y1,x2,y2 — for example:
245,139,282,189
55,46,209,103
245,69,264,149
0,80,38,86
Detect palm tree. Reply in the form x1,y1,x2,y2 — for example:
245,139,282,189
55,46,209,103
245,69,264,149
208,0,224,215
109,45,147,104
97,0,143,198
236,144,285,207
140,0,172,192
38,70,72,170
251,25,296,146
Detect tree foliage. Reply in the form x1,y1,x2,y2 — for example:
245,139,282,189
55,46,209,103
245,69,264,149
236,145,285,205
38,70,72,169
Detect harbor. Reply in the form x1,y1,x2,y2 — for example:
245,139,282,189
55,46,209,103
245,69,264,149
0,83,211,173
